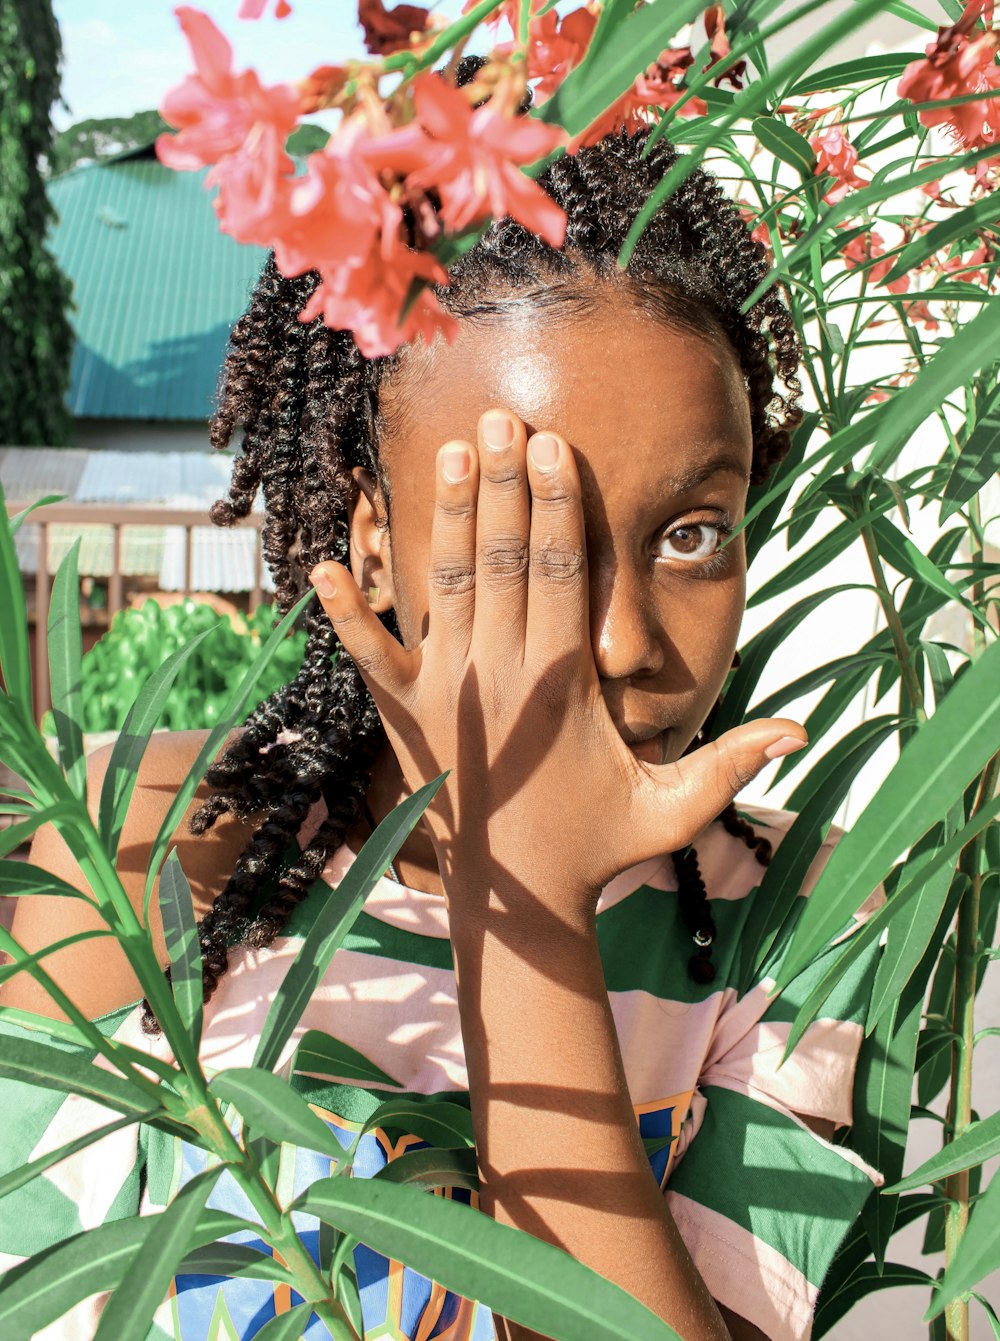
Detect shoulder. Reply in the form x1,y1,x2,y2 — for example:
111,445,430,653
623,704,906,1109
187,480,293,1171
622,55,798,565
1,729,257,1021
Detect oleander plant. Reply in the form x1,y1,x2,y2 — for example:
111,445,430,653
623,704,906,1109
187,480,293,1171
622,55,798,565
1,2,999,1338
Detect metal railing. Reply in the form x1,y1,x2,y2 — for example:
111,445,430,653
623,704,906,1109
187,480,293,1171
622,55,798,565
6,500,266,722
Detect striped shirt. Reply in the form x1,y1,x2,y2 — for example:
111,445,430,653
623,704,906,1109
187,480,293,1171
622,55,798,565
0,805,884,1340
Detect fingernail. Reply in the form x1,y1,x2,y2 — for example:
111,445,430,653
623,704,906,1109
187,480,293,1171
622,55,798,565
483,413,514,450
529,433,559,469
309,566,336,599
442,447,470,482
765,736,807,760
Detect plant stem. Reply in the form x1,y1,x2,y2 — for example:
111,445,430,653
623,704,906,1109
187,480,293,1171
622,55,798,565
859,520,927,725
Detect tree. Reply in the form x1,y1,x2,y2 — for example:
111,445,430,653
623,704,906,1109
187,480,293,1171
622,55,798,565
48,110,170,177
0,0,74,446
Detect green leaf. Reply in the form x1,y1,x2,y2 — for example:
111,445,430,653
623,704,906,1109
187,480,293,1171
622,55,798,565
0,803,78,860
252,772,448,1073
251,1302,318,1340
158,849,203,1049
888,1109,1000,1193
0,476,33,720
47,538,86,800
374,1145,479,1191
210,1067,346,1161
713,585,859,737
0,1028,162,1119
0,928,113,989
177,1242,296,1285
748,514,886,609
361,1096,475,1150
0,1208,251,1336
752,115,815,179
928,1169,1000,1316
868,301,1000,473
0,859,91,901
870,516,984,623
97,628,215,859
940,384,1000,523
298,1177,681,1341
744,411,817,569
738,716,899,992
143,589,316,921
0,1110,157,1202
93,1168,222,1341
974,1294,1000,1340
292,1028,402,1089
8,494,66,536
776,638,1000,986
538,0,705,139
814,1263,935,1337
884,192,1000,286
786,51,922,96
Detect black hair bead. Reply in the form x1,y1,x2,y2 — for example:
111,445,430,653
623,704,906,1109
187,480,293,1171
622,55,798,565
688,953,717,984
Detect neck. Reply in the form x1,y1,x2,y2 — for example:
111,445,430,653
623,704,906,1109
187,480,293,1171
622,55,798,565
345,742,446,897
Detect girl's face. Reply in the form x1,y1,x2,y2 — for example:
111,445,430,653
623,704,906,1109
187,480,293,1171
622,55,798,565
352,289,754,764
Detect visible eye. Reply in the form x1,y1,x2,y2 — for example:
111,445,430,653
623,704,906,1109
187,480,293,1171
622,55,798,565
656,519,731,564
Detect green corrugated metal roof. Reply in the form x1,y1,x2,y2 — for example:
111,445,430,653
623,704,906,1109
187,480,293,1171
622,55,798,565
47,147,268,421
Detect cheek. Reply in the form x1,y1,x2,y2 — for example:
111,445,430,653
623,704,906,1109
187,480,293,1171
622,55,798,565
387,521,433,648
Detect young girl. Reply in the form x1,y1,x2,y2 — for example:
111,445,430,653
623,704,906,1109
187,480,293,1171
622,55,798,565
2,110,885,1341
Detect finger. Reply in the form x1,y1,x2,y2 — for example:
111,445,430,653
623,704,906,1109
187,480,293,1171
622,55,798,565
637,718,808,856
472,408,530,652
426,439,480,666
309,561,413,700
524,430,590,662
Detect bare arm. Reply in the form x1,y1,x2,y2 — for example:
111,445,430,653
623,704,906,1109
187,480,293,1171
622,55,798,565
0,729,255,1021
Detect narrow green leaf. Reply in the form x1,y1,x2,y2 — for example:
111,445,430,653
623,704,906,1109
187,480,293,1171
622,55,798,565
750,650,889,723
786,51,922,96
176,1242,296,1285
776,638,1000,986
253,772,449,1073
928,1169,1000,1316
362,1096,475,1150
292,1028,402,1089
0,1110,156,1202
251,1302,318,1340
0,476,33,720
538,0,705,138
8,493,66,536
748,513,887,609
738,716,899,992
0,1028,158,1117
940,385,1000,523
0,859,91,900
144,589,315,921
93,1168,222,1341
884,192,1000,286
97,628,216,859
211,1067,346,1161
752,115,815,179
870,516,984,623
974,1295,1000,1340
713,585,859,737
868,301,1000,473
0,1208,252,1336
0,928,112,989
158,849,203,1049
47,539,86,801
888,1109,1000,1193
298,1178,681,1341
744,411,817,569
0,803,77,860
814,1263,935,1337
374,1145,479,1191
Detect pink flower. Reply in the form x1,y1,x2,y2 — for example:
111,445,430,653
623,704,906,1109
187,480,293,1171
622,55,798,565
898,1,1000,150
903,299,940,332
811,125,869,203
570,47,707,150
359,0,436,56
523,4,599,101
300,247,458,358
158,8,299,169
405,74,568,247
703,5,747,91
840,229,910,293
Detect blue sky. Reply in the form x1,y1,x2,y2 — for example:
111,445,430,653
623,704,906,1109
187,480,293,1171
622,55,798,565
52,0,474,129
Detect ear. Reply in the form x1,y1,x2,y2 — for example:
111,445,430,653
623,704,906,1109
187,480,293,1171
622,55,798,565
348,465,395,614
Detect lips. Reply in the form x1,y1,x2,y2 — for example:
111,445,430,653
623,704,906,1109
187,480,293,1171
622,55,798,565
624,731,666,765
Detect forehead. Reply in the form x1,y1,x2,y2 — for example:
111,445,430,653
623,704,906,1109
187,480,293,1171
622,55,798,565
381,292,753,507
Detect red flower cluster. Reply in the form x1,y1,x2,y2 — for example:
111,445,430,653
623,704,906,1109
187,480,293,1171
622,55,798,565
839,229,910,294
898,0,1000,150
157,7,565,356
810,125,868,203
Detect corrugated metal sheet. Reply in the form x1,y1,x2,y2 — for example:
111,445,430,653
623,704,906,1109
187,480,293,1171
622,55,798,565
4,447,272,594
47,150,268,421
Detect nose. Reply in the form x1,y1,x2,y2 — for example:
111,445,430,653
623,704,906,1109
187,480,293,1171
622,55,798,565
590,559,664,682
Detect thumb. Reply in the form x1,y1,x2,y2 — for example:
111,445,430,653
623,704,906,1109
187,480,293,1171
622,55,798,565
649,719,807,852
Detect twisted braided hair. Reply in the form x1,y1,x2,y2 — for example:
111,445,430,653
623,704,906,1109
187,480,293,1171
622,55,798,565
142,82,802,1029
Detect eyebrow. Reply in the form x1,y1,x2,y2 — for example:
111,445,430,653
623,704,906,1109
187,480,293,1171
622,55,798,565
655,451,750,497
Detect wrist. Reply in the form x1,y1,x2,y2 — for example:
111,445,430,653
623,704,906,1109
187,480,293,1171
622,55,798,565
442,863,601,942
